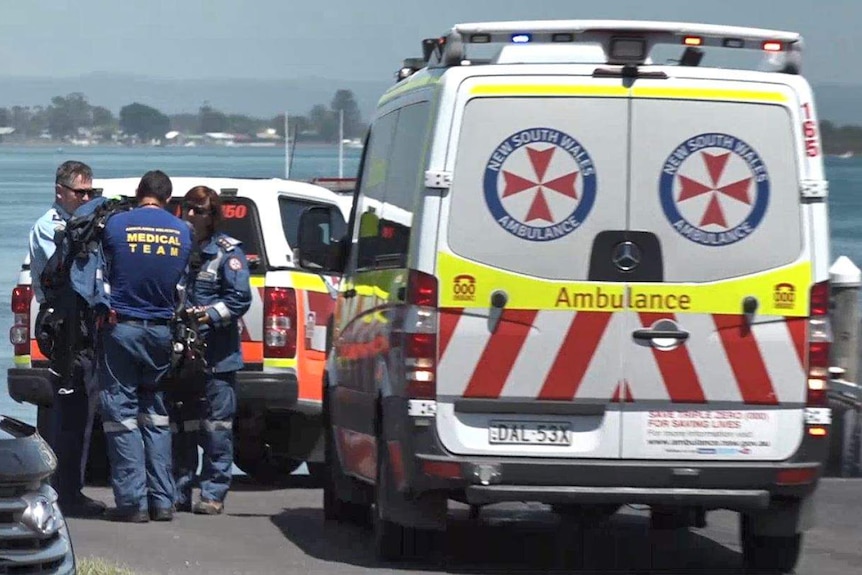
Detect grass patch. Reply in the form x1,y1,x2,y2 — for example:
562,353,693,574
77,557,136,575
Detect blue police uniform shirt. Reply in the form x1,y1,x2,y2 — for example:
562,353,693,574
189,232,252,373
102,207,192,320
29,202,72,303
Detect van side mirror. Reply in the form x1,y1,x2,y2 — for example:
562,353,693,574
297,206,347,273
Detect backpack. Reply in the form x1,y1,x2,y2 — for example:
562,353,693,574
35,196,136,382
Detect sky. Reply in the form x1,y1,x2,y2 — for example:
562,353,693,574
0,0,858,85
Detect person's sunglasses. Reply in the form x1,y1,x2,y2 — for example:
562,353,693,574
58,183,102,197
182,202,211,216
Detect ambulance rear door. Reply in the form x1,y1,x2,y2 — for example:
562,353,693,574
435,76,631,459
621,79,809,461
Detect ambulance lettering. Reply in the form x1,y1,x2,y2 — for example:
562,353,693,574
484,127,596,242
659,133,769,247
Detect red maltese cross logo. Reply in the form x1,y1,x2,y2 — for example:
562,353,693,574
677,152,753,229
501,146,580,224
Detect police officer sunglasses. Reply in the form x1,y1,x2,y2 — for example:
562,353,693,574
183,202,211,216
58,183,102,197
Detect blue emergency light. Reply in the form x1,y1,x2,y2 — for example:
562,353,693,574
511,33,532,44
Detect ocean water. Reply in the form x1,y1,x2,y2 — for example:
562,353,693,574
0,148,859,424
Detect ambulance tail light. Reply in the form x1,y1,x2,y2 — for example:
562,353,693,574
10,285,31,356
264,287,297,358
806,281,831,407
404,270,437,400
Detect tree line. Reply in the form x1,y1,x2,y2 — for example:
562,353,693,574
0,90,367,143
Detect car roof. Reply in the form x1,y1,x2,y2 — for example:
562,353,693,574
92,177,353,216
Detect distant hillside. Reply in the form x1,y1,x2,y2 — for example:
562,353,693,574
813,84,862,126
0,73,393,121
0,74,859,127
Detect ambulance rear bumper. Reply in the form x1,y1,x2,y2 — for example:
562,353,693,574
7,368,53,407
236,371,299,411
413,454,825,508
464,485,771,508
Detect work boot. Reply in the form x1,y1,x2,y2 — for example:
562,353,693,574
106,507,149,523
149,507,174,522
192,499,224,515
60,494,107,518
174,500,192,513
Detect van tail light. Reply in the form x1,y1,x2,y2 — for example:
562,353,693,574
264,287,297,358
404,270,438,400
806,281,830,407
10,285,31,356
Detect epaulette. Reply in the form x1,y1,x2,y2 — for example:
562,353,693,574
216,235,241,252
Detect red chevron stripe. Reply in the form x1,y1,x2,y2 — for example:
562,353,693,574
538,311,612,400
438,308,463,359
785,317,807,369
713,314,778,405
462,309,538,398
638,313,705,403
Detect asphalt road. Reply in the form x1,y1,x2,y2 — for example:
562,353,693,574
67,477,862,575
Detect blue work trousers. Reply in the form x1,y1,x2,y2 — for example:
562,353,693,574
48,350,98,504
98,321,174,513
173,372,236,505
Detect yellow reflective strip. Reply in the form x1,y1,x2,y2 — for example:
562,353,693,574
264,358,298,369
470,84,629,97
437,251,810,317
380,74,440,105
290,272,329,293
468,84,787,103
13,355,30,367
631,86,787,103
250,275,265,288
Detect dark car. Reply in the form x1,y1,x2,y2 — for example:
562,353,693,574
0,415,75,574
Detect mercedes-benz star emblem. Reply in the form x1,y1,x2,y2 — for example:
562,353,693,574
612,241,641,272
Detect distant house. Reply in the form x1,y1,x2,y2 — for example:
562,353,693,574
204,132,236,145
0,127,15,143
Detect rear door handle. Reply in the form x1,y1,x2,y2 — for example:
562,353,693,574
632,329,689,342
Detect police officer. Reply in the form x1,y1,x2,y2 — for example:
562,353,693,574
28,160,105,517
98,170,192,522
173,185,251,515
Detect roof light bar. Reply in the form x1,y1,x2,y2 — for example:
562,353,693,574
723,38,745,48
551,32,574,42
470,33,491,43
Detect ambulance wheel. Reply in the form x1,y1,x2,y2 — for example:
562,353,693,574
741,516,802,573
322,422,368,523
373,438,439,562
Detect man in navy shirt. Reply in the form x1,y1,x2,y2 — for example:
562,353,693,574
98,170,192,522
29,160,106,517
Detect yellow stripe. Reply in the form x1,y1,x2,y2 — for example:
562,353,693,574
469,84,787,103
631,86,787,102
470,84,628,97
290,272,330,293
380,74,440,105
13,355,30,367
438,251,811,317
264,358,298,369
250,276,265,288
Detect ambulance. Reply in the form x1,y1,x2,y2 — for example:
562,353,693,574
296,21,830,571
8,177,352,483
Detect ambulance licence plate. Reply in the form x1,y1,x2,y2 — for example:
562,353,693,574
489,421,572,446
